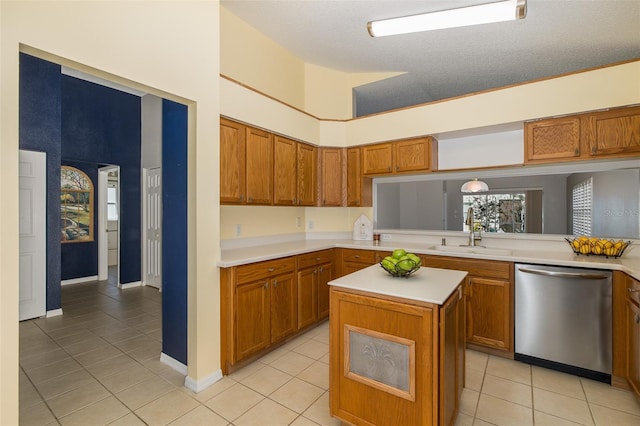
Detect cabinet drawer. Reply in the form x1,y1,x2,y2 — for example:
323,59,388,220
628,275,640,306
342,249,376,264
422,255,511,280
236,258,294,285
297,249,334,270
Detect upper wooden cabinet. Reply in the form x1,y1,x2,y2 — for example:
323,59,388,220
273,136,298,206
346,147,372,207
297,143,317,206
584,106,640,157
524,116,581,163
245,127,273,205
362,136,437,176
319,148,343,206
525,105,640,164
220,118,246,204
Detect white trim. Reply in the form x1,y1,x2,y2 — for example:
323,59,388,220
46,308,63,318
160,352,187,375
119,281,142,289
61,275,98,286
185,370,223,393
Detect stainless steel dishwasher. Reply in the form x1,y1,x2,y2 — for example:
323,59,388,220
515,263,612,382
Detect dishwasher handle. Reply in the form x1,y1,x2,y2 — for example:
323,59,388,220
517,266,610,280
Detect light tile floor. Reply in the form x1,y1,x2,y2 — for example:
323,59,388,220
19,274,640,425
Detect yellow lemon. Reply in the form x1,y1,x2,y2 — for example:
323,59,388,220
592,245,602,255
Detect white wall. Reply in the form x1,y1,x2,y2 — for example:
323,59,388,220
141,94,162,170
0,2,220,422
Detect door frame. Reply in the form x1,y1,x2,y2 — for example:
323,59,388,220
98,165,120,283
142,166,162,290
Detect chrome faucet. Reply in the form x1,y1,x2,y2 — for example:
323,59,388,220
466,207,476,246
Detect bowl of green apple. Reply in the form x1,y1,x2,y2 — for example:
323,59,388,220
380,249,422,278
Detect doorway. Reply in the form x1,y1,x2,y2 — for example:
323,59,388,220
98,165,120,285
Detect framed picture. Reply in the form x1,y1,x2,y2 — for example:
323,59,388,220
60,166,94,243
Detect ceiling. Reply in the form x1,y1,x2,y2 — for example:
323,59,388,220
221,0,640,117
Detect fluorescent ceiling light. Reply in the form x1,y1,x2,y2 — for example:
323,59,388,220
367,0,527,37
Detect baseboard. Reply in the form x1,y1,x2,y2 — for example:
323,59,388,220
185,369,223,393
160,352,188,375
119,281,142,289
46,308,63,318
61,275,98,286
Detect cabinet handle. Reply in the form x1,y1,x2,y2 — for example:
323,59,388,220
240,195,244,201
268,268,275,272
354,255,361,259
316,257,321,261
319,266,323,273
313,269,317,274
591,147,596,154
574,149,579,155
248,196,253,202
636,313,640,324
387,167,391,172
264,281,269,289
628,288,640,293
273,280,278,287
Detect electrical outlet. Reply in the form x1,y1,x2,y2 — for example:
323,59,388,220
381,233,392,241
308,221,314,230
236,224,242,236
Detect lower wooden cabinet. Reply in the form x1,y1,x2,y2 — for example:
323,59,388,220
338,248,390,277
297,249,334,327
422,255,513,355
626,275,640,401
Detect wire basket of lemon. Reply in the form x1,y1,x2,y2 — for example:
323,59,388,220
380,249,422,278
565,236,631,258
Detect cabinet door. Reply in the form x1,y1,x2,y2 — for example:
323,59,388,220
627,300,640,400
297,267,318,329
585,107,640,157
362,143,392,175
320,148,343,206
246,127,273,204
440,287,462,426
524,117,581,163
236,280,270,361
220,118,246,204
317,262,333,319
297,143,317,206
394,137,432,173
466,276,511,351
346,147,362,206
270,272,297,343
273,136,297,206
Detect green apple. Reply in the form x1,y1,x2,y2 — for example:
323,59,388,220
383,256,398,265
396,258,416,272
381,259,396,272
392,249,406,260
406,253,422,266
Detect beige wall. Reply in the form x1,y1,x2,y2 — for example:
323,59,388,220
0,2,220,422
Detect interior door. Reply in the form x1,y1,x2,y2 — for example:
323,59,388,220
19,150,47,320
145,167,162,289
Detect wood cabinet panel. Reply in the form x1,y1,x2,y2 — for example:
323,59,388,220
270,272,297,342
297,143,317,206
362,143,393,175
273,136,297,206
627,297,640,401
245,127,273,204
317,263,332,319
320,148,343,206
235,281,270,361
297,267,318,330
342,249,376,264
585,106,640,157
346,147,362,206
525,117,581,163
394,137,433,173
422,255,511,280
466,277,511,351
440,288,463,426
236,258,294,285
220,118,246,204
297,249,334,270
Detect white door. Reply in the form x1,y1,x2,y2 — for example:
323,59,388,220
19,150,47,320
144,168,162,289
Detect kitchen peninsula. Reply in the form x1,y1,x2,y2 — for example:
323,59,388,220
328,265,467,425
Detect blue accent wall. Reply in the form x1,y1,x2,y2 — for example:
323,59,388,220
162,99,188,364
61,76,141,284
19,53,62,311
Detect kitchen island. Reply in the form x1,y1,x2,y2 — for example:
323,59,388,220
329,265,468,426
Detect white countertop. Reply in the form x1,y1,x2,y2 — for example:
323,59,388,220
218,238,640,281
328,264,467,305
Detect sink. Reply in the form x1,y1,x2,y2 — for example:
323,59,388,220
430,245,513,256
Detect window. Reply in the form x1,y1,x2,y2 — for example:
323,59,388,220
572,177,593,236
462,193,526,233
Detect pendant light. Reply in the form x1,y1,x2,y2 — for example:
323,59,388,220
461,178,489,193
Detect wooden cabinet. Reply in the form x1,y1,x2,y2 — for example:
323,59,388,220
524,116,581,163
273,136,298,206
440,287,465,426
297,143,317,206
220,118,246,204
297,250,334,327
228,258,297,364
626,275,640,401
320,147,343,206
245,127,273,204
339,248,377,277
346,147,372,207
362,136,437,176
422,255,513,355
584,106,640,158
525,105,640,164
